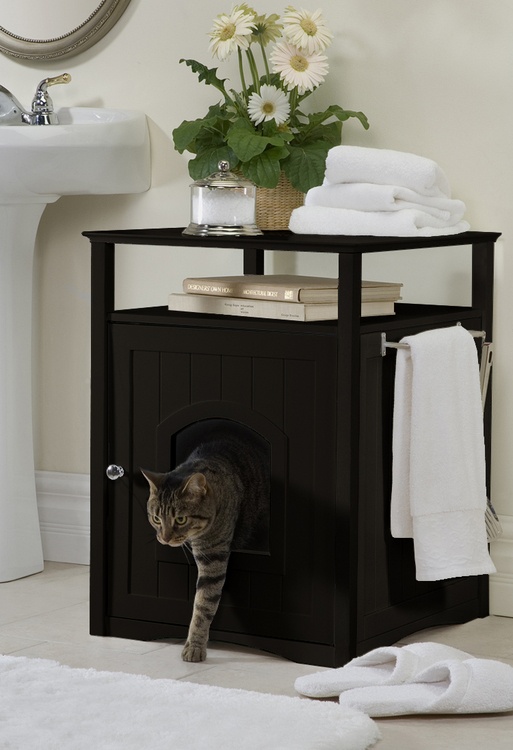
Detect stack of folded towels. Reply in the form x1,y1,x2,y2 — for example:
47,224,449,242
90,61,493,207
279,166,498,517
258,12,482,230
288,145,470,236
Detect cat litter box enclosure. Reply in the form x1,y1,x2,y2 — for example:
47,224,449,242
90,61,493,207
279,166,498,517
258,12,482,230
85,228,499,667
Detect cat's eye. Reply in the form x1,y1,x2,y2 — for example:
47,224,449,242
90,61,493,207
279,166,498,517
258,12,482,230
175,516,187,526
152,514,162,525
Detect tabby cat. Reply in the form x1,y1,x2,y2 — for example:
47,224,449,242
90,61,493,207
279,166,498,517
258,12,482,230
142,428,269,662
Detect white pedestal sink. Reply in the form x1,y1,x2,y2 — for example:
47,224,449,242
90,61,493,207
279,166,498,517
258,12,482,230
0,107,150,582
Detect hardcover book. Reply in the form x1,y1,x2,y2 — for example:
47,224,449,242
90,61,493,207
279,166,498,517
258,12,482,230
168,293,396,321
182,275,402,304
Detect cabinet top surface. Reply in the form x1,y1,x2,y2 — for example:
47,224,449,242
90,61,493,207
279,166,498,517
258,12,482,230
83,228,501,254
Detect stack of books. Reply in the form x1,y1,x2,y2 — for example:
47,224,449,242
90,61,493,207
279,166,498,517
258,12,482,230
168,275,403,322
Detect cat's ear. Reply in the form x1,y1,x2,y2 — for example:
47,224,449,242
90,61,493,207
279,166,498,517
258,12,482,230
181,472,207,498
140,469,166,492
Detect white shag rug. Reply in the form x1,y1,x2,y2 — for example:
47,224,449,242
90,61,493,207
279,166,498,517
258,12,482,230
0,655,381,750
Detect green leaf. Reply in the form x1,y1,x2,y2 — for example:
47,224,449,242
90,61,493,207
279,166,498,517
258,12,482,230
172,107,231,154
180,58,229,99
240,148,286,188
283,143,330,193
227,122,286,162
173,101,238,155
188,146,239,180
295,105,370,141
318,121,343,148
172,119,208,154
296,120,343,150
262,121,294,141
326,104,370,130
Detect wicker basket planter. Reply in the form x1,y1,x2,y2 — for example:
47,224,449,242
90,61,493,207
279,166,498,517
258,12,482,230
255,173,304,230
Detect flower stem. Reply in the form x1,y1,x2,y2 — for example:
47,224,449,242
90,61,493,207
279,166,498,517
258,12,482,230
258,40,271,84
288,87,298,118
245,47,261,94
237,48,249,101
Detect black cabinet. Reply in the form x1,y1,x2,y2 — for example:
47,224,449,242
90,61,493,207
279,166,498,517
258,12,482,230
85,228,499,666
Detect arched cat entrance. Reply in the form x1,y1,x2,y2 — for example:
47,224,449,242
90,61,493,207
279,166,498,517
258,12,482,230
154,401,287,567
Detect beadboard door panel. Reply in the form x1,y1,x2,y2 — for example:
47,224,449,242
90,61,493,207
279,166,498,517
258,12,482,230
107,322,338,646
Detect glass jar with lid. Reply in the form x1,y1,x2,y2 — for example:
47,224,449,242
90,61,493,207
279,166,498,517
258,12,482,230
183,161,262,236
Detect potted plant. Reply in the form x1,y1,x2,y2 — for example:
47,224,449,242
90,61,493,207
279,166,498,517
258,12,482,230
172,5,369,195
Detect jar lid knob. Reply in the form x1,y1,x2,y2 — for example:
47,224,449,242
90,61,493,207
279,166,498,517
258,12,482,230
218,160,230,172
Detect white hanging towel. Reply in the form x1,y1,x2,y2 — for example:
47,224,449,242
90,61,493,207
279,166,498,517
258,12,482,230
391,325,496,581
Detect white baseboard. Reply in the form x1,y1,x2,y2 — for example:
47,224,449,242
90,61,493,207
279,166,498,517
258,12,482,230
36,471,90,565
489,515,513,616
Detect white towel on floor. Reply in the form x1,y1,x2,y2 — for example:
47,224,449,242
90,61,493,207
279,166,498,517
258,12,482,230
305,183,466,222
391,326,496,581
288,205,470,237
324,145,451,197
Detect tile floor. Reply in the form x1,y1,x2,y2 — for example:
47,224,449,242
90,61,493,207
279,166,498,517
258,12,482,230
1,562,513,748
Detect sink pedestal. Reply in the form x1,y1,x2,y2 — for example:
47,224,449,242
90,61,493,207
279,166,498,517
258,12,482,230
0,106,151,581
0,203,47,581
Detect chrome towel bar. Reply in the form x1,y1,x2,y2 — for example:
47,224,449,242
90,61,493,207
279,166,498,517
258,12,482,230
381,326,487,357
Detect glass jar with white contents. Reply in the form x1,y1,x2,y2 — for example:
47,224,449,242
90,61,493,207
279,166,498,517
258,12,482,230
183,161,262,236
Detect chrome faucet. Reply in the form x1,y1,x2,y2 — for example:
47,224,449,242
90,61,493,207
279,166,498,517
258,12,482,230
0,73,71,125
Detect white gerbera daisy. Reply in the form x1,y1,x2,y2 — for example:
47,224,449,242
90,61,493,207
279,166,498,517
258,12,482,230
282,6,333,54
247,84,291,126
209,7,255,61
270,41,328,94
250,12,283,47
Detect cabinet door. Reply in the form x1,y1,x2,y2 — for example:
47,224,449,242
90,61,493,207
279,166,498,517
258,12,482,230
107,322,337,646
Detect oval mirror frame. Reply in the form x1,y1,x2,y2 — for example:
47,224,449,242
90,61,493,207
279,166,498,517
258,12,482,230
0,0,131,61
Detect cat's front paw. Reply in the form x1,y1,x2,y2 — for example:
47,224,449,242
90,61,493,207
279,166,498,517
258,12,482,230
182,641,207,662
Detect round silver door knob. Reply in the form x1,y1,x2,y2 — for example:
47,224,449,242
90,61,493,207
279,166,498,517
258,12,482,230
106,464,125,480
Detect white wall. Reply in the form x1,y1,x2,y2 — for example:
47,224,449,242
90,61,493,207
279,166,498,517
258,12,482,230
3,1,513,590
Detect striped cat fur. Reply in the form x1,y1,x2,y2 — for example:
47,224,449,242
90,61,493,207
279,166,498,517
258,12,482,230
142,428,269,662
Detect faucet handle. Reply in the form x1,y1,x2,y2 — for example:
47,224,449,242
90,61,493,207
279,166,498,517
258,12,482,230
31,73,71,125
44,73,72,89
33,73,71,105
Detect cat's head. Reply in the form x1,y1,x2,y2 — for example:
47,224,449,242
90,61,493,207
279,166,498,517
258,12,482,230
141,469,213,547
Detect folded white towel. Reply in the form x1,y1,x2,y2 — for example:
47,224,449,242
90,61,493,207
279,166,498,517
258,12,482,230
288,205,470,237
391,325,496,581
324,146,451,197
305,183,466,222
